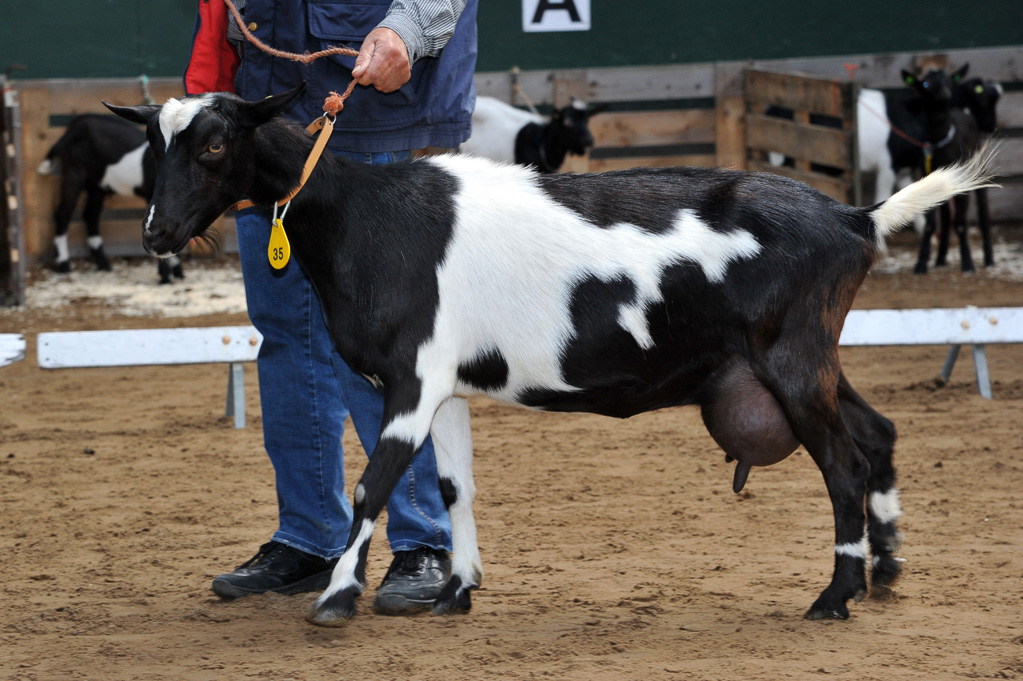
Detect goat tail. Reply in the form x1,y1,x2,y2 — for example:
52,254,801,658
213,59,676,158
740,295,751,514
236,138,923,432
868,142,1000,251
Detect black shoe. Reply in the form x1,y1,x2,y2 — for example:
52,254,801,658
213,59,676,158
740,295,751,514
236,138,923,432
211,541,337,599
373,547,451,614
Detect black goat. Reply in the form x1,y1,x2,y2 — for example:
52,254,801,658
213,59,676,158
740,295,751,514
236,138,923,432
38,114,184,284
930,74,1003,269
106,87,993,629
460,96,601,172
904,67,984,274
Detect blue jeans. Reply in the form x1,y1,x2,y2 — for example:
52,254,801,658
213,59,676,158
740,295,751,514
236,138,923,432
235,149,452,560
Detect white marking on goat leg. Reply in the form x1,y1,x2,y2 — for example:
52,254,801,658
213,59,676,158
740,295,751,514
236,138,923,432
354,483,365,506
869,489,902,525
54,234,69,263
144,204,156,232
87,235,103,250
317,518,376,602
835,532,870,560
158,95,213,151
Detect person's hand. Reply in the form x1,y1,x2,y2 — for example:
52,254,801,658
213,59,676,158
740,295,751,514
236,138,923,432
351,27,411,93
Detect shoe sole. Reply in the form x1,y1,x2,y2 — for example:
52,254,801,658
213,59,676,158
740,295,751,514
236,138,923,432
372,593,436,615
211,570,334,599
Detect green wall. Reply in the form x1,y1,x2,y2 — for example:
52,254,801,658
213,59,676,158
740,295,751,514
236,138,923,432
1,1,1021,79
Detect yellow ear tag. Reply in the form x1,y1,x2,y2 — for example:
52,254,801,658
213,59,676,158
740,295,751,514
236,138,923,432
268,218,291,269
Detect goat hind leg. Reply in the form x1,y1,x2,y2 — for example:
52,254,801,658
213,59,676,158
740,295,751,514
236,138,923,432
429,397,483,615
837,372,903,591
761,355,870,620
83,188,111,271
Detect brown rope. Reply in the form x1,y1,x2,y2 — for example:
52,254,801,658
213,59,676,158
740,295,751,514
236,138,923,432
221,0,360,115
223,0,359,63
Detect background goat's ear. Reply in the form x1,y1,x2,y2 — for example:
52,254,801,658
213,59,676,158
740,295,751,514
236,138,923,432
952,63,970,83
244,83,307,126
103,102,160,125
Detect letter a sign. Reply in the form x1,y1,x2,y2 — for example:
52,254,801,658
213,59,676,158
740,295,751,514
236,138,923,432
523,0,591,32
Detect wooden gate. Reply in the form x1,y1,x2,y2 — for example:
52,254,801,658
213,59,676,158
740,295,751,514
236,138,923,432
744,68,861,205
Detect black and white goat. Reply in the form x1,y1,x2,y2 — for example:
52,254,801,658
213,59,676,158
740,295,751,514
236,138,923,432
460,96,600,172
106,87,993,628
38,114,184,284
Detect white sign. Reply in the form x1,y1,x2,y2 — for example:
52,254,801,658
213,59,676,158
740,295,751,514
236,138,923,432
522,0,591,32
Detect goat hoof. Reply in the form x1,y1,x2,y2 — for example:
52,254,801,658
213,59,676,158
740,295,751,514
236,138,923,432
159,277,172,285
912,263,928,275
805,602,850,621
56,261,71,274
172,265,185,280
305,587,359,627
431,576,473,615
805,587,852,621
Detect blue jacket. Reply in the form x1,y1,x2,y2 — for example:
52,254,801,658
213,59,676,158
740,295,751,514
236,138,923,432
188,0,477,153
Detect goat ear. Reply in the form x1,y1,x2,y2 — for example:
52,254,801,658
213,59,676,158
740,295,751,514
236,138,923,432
243,83,307,126
103,102,161,125
588,103,609,116
952,63,970,83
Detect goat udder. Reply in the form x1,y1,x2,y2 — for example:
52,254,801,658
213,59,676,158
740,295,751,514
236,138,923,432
700,362,800,493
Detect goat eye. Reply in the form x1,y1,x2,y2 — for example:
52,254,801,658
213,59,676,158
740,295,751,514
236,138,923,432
975,84,984,94
207,143,224,154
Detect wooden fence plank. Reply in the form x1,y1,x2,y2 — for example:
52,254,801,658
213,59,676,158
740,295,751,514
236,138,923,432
588,109,716,148
746,113,852,167
744,69,855,118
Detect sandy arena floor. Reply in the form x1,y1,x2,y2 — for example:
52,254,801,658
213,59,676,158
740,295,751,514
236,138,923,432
1,228,1021,680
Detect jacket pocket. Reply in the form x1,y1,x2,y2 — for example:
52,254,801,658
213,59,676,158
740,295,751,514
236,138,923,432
307,0,391,43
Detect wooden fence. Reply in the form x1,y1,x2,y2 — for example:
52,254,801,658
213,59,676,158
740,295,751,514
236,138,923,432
11,44,1023,265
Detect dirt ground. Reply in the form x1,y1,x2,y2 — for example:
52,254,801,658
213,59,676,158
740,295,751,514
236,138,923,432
1,228,1022,681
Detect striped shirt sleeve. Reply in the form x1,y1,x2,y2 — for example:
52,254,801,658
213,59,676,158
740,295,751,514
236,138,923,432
378,0,468,65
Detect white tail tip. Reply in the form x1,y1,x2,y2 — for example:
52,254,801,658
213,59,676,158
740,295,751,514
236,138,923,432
871,142,1000,250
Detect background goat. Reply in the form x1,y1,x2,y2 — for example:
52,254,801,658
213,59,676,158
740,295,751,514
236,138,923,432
107,88,993,629
38,114,184,284
902,67,983,273
460,96,601,172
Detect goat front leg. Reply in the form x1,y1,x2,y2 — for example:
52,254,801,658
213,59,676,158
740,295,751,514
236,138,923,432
913,208,938,274
935,202,952,267
953,193,975,272
976,187,993,267
306,386,447,627
429,397,483,615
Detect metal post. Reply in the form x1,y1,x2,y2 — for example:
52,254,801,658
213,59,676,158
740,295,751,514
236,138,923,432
225,362,247,428
939,344,961,385
972,344,992,399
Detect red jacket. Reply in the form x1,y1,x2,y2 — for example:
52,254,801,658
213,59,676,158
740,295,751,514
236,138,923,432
184,0,240,95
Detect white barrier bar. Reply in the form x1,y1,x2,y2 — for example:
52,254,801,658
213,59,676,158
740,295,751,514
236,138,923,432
37,326,263,428
1,333,26,368
841,307,1023,399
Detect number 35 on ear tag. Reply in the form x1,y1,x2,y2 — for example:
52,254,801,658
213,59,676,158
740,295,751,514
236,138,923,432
268,218,291,269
